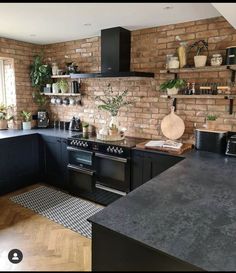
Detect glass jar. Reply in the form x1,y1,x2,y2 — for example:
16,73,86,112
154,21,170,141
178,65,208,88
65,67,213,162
168,57,180,69
177,42,187,68
211,54,223,66
165,54,174,69
52,63,59,75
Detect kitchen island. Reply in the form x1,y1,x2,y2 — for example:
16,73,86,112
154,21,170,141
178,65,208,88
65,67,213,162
89,149,236,271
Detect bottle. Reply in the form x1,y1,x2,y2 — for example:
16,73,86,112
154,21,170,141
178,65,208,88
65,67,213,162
177,42,187,68
168,57,179,69
191,82,195,95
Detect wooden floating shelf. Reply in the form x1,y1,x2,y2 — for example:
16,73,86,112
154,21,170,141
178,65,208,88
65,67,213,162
161,94,235,114
41,93,81,96
160,65,236,74
160,94,236,99
51,75,71,79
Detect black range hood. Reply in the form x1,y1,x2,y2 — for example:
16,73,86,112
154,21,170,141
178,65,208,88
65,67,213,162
71,27,154,79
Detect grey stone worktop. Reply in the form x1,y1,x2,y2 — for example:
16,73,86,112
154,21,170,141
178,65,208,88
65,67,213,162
0,128,78,139
89,150,236,271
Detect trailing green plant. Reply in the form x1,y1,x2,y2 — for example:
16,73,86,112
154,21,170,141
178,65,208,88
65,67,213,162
207,114,217,121
160,78,186,91
95,83,133,116
30,55,52,91
188,40,208,56
30,54,52,109
21,110,32,122
0,104,14,121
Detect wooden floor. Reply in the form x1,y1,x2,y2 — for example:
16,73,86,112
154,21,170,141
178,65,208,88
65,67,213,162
0,184,92,271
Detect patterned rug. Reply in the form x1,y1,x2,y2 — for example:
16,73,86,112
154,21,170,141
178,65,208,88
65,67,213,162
10,186,104,239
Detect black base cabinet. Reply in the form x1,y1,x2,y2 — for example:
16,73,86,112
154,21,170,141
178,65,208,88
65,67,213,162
40,135,68,190
92,223,201,271
131,149,184,190
0,134,40,195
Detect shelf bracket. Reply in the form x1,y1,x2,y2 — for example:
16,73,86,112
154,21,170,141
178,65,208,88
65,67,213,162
225,95,234,115
231,70,235,84
229,98,234,115
172,98,177,111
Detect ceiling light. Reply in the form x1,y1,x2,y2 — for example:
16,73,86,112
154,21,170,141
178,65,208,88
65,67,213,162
30,34,36,37
83,23,91,27
163,5,173,10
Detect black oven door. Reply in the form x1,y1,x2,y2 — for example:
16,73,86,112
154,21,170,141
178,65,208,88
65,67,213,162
94,152,130,193
67,146,93,169
67,164,95,194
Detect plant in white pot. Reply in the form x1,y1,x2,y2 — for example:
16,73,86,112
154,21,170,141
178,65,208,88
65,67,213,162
189,40,208,68
21,110,32,130
160,78,186,95
206,114,217,130
0,104,14,130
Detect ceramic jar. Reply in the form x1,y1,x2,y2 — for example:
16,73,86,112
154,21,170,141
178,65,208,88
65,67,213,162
52,83,59,93
168,57,180,69
211,54,223,66
52,63,59,76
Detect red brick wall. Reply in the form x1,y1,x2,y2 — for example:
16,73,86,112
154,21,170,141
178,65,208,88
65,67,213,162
0,37,41,127
3,16,236,138
43,16,236,141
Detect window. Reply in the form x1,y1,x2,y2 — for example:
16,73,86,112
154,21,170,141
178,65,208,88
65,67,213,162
0,58,16,106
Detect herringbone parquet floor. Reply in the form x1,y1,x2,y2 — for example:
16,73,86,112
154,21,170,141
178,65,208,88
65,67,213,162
0,184,91,271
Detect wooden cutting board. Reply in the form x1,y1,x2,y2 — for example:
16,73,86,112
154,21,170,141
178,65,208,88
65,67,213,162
136,141,193,155
161,106,185,140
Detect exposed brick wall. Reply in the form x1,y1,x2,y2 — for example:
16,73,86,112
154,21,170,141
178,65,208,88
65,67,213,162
2,16,236,138
0,37,41,127
42,16,236,141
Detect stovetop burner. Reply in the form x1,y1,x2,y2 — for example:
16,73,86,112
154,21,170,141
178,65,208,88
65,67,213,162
70,134,146,148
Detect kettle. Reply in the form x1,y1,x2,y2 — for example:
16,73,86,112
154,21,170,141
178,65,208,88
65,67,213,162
69,116,77,131
69,116,81,131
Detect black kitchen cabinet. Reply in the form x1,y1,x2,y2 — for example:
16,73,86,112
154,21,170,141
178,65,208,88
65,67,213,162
0,134,39,195
41,135,68,190
131,149,183,190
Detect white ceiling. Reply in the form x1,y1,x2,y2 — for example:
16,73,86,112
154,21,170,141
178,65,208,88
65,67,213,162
212,3,236,28
0,3,221,44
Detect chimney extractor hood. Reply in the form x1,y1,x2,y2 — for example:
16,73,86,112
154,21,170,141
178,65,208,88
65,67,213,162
71,27,154,79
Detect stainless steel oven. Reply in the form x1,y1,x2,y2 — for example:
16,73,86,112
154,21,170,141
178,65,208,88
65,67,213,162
67,146,95,195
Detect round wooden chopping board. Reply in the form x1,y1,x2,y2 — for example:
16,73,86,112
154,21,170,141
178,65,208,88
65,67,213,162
161,106,185,140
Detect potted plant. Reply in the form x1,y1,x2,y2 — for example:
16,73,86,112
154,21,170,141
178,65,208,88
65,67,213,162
206,114,217,130
21,110,32,130
189,40,208,68
30,54,52,110
57,79,69,93
82,122,89,138
0,104,14,130
160,78,186,95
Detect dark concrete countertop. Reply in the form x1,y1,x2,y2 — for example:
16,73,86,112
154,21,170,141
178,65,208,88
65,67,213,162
89,150,236,271
0,128,79,139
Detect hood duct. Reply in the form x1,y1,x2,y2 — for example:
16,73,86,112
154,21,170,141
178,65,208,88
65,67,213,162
71,27,154,78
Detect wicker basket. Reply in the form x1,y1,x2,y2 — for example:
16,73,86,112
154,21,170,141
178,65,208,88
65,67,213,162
0,120,8,130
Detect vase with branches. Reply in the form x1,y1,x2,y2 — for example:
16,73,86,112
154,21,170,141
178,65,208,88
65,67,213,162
189,40,208,67
95,83,133,137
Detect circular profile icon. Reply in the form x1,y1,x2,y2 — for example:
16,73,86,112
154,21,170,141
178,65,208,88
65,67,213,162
8,249,23,264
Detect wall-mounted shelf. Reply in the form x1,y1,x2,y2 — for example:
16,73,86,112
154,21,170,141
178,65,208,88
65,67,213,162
41,93,81,97
161,94,235,115
51,75,71,79
160,65,236,83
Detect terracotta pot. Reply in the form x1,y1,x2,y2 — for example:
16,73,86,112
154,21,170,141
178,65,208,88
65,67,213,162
194,55,207,68
0,120,8,130
206,120,216,130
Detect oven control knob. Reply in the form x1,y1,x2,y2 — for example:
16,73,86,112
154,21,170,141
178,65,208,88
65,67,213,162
83,143,86,147
113,147,118,154
78,141,82,146
85,143,88,147
107,146,111,152
110,147,114,153
71,140,74,145
118,148,124,154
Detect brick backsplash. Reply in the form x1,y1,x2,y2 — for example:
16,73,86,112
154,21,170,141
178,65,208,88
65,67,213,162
2,16,236,139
